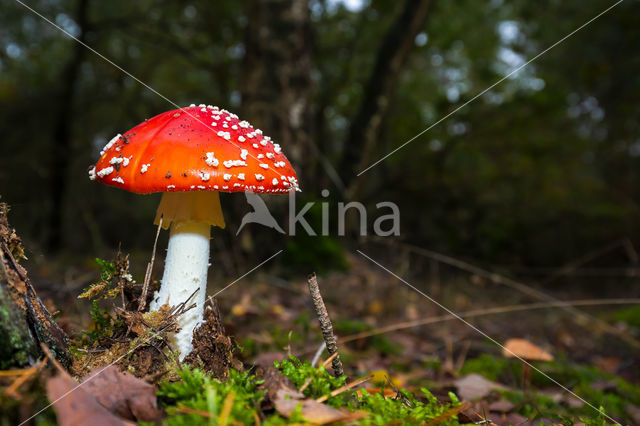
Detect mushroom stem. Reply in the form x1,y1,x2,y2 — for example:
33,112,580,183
150,220,210,359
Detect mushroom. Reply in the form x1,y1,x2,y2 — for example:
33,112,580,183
90,104,299,358
502,338,554,389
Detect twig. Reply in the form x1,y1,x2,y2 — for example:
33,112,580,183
315,374,373,403
218,391,235,426
300,352,339,393
338,298,640,344
307,273,343,377
310,342,326,367
139,216,163,312
370,237,640,349
4,359,45,399
40,342,66,374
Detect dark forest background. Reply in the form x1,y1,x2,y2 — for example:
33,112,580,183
1,0,640,275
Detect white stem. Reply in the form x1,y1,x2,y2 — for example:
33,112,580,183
149,220,210,359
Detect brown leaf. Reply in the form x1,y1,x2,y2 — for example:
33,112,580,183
258,365,364,424
46,374,134,426
274,389,362,424
503,338,554,361
453,373,507,400
488,398,515,413
81,366,163,422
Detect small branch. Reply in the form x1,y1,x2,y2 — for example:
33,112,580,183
315,374,373,403
307,273,343,377
139,217,162,312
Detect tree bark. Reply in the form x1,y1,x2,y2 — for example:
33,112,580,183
339,0,433,196
241,0,313,176
0,200,71,369
47,0,90,251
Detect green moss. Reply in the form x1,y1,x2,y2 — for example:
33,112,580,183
157,368,265,425
157,358,464,425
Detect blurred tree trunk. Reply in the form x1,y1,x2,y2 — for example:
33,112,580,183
240,0,313,177
47,0,89,252
339,0,432,198
0,201,71,369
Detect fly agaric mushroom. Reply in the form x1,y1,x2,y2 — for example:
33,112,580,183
89,104,299,358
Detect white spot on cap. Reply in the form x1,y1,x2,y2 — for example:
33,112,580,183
274,144,281,153
88,166,96,180
205,152,219,167
223,174,232,181
141,163,150,174
97,166,114,177
255,174,264,181
260,139,268,146
253,143,259,148
257,154,264,159
168,185,176,189
224,160,247,168
240,149,248,160
238,173,245,180
272,178,278,185
259,164,268,169
266,153,275,159
100,134,122,156
238,136,246,142
201,172,210,181
112,176,124,184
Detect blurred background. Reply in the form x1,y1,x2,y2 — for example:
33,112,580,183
2,0,640,421
2,0,640,270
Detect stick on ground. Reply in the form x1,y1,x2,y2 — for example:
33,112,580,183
307,273,344,377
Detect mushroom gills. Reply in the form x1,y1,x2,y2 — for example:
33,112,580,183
154,191,226,230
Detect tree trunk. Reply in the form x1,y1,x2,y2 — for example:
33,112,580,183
47,0,90,252
241,0,313,177
0,200,71,369
339,0,433,197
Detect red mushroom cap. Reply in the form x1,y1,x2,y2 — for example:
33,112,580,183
89,105,299,194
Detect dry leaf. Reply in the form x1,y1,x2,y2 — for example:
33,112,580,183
46,374,134,426
274,390,350,424
502,338,554,361
258,365,364,424
488,398,515,413
453,373,506,400
81,366,163,422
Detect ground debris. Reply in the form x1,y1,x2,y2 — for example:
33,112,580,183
46,372,135,426
257,364,363,424
81,365,163,422
72,302,183,380
183,298,236,379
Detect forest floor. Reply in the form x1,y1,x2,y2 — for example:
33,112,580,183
2,245,640,425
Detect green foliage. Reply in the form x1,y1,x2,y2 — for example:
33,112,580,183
76,257,126,347
275,356,348,406
157,367,265,425
276,356,462,424
78,258,119,301
610,305,640,328
355,388,461,426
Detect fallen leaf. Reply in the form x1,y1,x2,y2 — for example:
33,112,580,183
626,404,640,424
486,411,529,426
81,366,163,422
488,398,515,413
503,338,554,361
453,373,507,400
274,390,352,424
258,365,365,424
46,374,134,426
